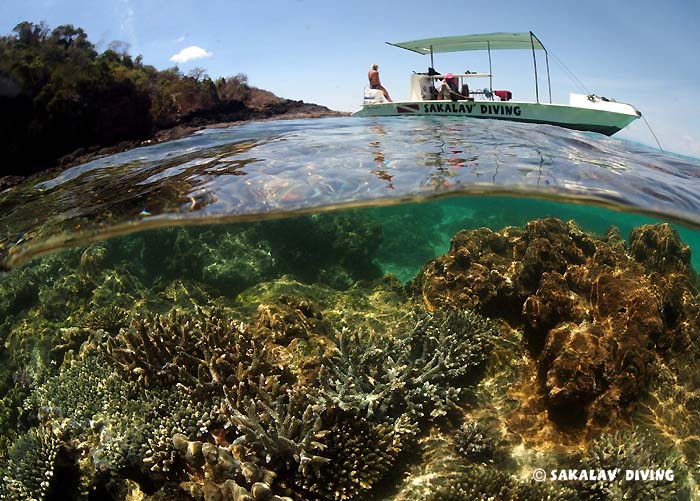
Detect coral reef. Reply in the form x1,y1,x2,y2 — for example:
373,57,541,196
2,213,699,501
413,219,700,435
0,248,84,338
103,212,384,296
256,212,383,289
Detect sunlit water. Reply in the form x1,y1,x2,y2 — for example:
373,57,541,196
1,116,700,500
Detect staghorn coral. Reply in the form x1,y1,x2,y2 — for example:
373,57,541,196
0,424,62,501
81,304,130,335
578,428,690,500
223,375,413,500
455,420,501,464
421,465,576,501
293,412,407,500
106,307,283,400
402,308,497,420
225,379,331,479
317,327,411,420
318,308,497,423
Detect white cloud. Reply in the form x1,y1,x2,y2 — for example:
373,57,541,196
176,36,186,43
170,46,213,64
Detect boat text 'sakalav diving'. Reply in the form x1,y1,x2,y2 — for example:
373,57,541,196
353,32,641,136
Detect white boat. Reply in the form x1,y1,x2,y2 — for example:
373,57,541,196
353,32,641,136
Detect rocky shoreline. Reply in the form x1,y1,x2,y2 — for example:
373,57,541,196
0,101,348,192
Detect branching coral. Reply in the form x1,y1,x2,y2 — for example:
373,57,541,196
579,428,690,500
81,304,130,335
402,308,497,419
225,378,330,479
25,350,216,477
317,327,411,420
294,411,406,500
106,307,281,398
26,350,129,428
318,308,498,423
0,424,62,501
174,433,295,500
455,421,501,464
297,308,498,499
422,465,576,501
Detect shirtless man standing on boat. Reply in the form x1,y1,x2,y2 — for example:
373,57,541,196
368,64,393,102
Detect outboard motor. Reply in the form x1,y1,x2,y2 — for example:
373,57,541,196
363,87,385,105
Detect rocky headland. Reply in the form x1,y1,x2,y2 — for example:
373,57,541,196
0,21,347,191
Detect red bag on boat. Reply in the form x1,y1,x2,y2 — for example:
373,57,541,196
495,90,512,101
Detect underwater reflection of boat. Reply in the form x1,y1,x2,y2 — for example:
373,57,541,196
353,32,641,136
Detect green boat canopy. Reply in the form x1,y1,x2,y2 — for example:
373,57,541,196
387,32,546,54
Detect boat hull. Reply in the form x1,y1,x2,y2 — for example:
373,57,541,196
351,100,640,136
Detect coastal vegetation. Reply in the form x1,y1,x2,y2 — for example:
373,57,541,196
0,21,335,179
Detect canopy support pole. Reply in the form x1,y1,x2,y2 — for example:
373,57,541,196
545,50,552,103
487,41,493,97
530,32,539,103
430,45,434,69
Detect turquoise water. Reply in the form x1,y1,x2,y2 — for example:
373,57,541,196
1,116,700,500
368,195,700,282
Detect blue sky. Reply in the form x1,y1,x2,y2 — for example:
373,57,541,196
1,0,698,156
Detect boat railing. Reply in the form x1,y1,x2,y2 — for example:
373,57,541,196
425,73,491,79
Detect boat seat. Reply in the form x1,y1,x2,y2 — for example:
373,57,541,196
363,87,386,104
